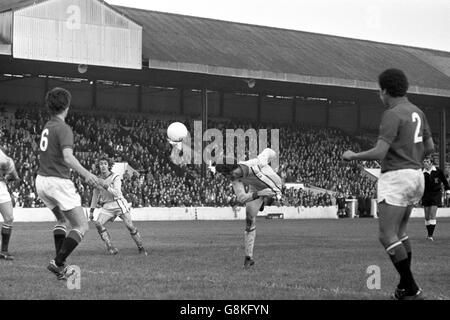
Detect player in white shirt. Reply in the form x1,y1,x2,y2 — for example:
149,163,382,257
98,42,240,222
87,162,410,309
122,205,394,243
213,148,283,269
89,156,147,255
0,148,20,260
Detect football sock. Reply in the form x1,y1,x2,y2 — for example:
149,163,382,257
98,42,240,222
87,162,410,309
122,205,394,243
130,228,143,248
1,224,12,252
55,230,83,267
428,220,436,237
96,224,114,249
386,241,419,295
400,236,412,268
53,225,67,255
244,228,256,258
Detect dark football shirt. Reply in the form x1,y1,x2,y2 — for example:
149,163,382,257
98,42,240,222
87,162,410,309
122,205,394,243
37,116,74,179
378,97,431,173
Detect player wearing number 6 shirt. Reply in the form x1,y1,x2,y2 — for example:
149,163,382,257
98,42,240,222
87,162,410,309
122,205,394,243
343,69,434,300
89,156,147,256
212,148,283,269
36,87,99,280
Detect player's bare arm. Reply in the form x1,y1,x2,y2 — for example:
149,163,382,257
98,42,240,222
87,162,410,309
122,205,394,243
423,137,435,157
342,139,390,162
89,188,100,220
62,148,98,187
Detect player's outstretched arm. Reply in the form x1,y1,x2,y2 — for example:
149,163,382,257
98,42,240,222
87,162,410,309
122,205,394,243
62,148,99,187
89,187,100,219
342,139,390,162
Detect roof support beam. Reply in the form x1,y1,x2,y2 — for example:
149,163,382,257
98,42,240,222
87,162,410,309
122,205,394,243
440,106,446,170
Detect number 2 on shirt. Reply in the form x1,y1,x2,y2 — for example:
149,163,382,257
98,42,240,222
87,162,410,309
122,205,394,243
40,128,49,151
412,112,423,144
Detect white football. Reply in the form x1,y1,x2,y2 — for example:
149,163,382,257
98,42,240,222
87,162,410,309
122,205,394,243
167,122,188,142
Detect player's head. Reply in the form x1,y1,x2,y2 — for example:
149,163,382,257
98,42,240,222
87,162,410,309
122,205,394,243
215,164,243,180
45,87,71,116
98,155,113,174
214,158,243,180
423,156,433,169
378,68,409,105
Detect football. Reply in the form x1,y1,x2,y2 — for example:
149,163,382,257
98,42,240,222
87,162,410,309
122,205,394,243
167,122,188,142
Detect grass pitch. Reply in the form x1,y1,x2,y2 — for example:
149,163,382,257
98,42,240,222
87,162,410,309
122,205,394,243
0,218,449,300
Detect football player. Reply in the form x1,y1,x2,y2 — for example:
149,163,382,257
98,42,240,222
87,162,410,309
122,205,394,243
0,148,20,260
343,69,433,300
421,156,450,240
89,156,147,255
36,87,99,280
213,148,282,269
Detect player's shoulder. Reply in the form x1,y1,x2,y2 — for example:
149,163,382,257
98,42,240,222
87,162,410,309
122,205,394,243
44,117,72,132
112,173,121,181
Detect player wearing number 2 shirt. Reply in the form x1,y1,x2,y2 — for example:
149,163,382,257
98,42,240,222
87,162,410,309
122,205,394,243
342,69,434,300
36,87,99,280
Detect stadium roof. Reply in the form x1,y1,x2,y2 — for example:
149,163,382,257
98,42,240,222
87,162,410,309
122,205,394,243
1,0,450,97
116,5,450,97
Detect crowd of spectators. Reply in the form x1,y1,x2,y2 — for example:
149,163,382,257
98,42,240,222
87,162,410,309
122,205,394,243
0,105,381,209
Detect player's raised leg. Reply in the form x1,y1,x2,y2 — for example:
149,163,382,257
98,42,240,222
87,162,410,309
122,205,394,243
95,211,118,255
378,202,422,300
243,198,263,269
0,201,14,260
119,211,147,255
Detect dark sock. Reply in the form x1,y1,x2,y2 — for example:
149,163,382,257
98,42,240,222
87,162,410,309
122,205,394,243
55,230,83,266
429,224,436,237
401,238,412,268
426,225,433,237
1,224,12,252
387,243,419,295
53,226,67,255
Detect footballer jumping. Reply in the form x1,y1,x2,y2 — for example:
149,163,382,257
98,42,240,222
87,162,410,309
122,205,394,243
214,148,282,269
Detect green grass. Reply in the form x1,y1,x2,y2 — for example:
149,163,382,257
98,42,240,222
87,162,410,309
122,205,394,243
0,218,449,300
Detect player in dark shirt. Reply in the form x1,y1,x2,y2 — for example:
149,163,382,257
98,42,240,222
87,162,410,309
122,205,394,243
422,157,450,240
343,69,434,300
36,87,99,280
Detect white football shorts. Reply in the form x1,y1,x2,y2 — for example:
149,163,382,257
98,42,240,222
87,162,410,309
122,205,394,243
35,175,81,211
0,181,12,204
377,168,424,207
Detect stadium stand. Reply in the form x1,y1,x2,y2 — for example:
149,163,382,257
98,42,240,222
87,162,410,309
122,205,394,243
0,104,379,209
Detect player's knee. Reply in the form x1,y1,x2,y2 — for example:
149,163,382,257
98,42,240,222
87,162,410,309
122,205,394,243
79,221,89,234
245,217,255,231
129,226,138,235
94,221,103,232
3,216,13,225
378,232,395,247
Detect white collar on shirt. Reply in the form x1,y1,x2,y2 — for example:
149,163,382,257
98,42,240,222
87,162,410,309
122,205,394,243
423,166,437,174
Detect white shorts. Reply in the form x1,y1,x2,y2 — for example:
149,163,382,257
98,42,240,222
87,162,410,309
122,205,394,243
99,199,130,218
35,175,81,211
377,169,424,207
0,181,11,204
